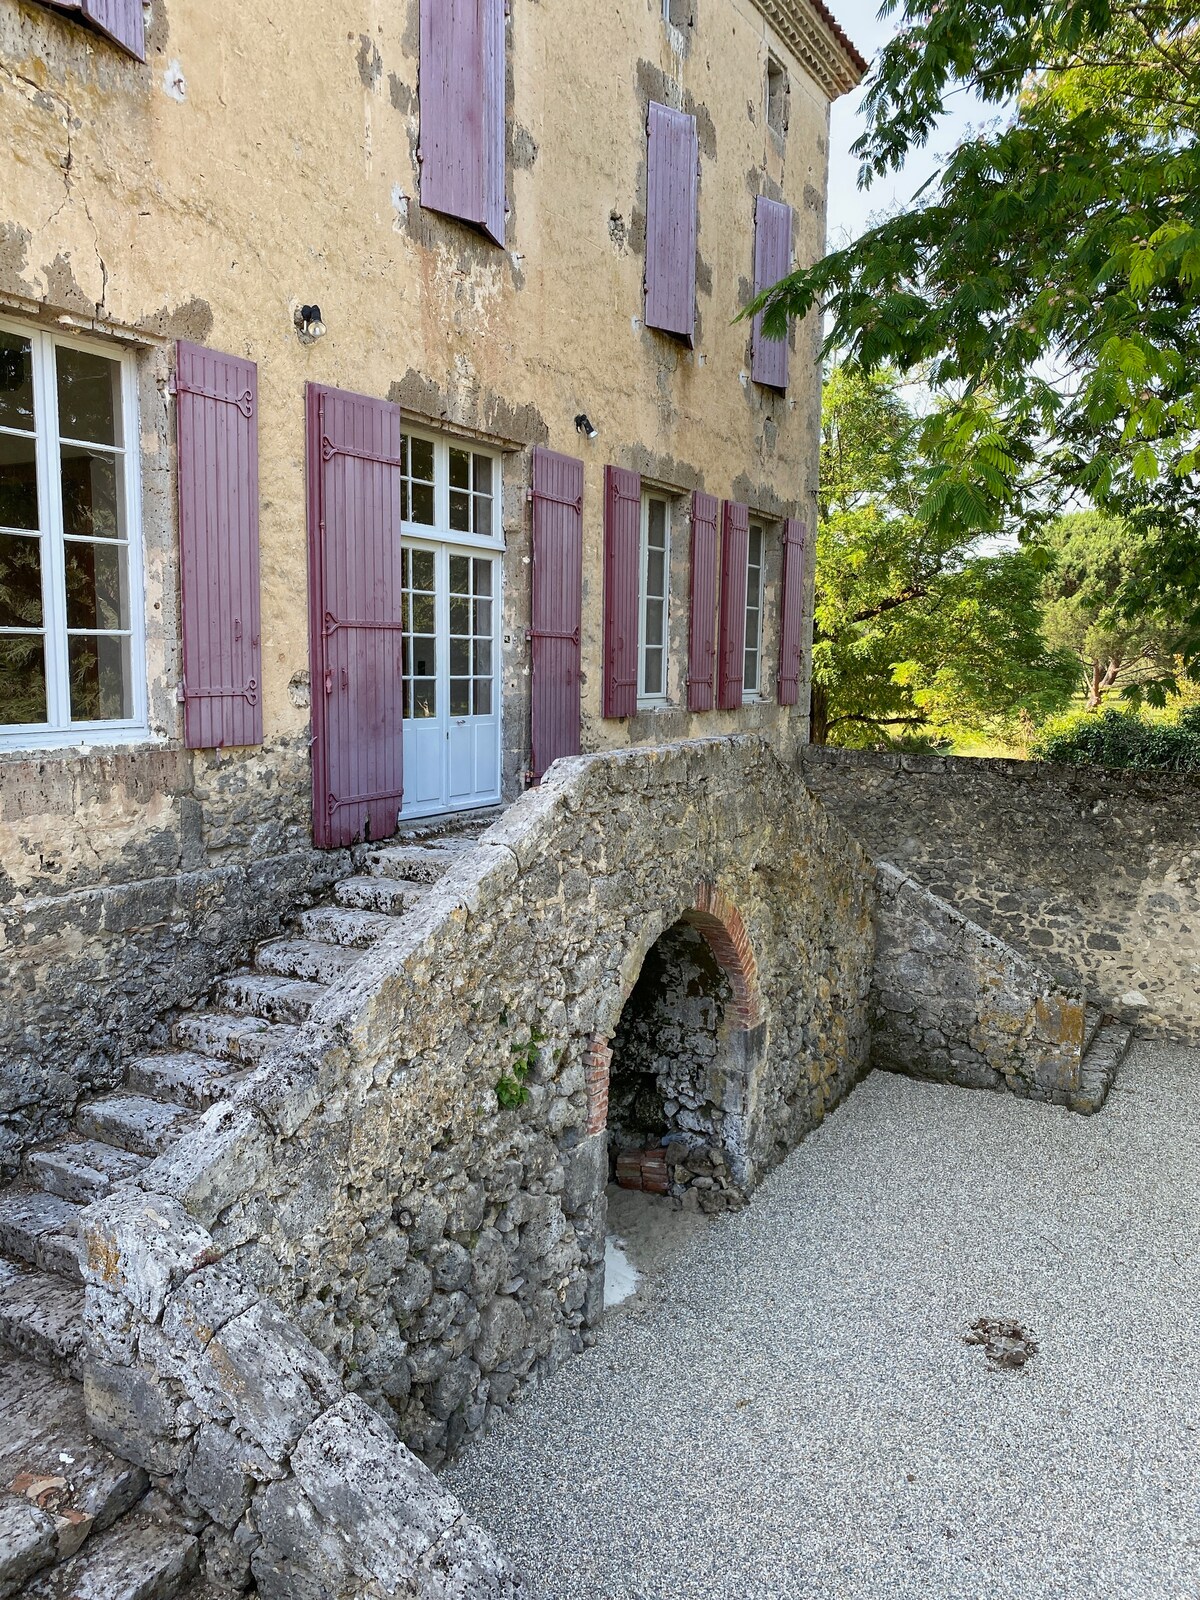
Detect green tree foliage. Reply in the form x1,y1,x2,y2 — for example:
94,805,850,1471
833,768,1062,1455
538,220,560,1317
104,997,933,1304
1034,510,1178,705
813,366,1077,743
752,0,1200,684
1031,704,1200,768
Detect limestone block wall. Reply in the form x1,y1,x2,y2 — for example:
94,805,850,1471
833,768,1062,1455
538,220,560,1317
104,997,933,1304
800,748,1200,1042
91,737,874,1480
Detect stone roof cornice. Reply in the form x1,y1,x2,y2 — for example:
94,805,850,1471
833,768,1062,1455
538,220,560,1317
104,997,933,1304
751,0,869,99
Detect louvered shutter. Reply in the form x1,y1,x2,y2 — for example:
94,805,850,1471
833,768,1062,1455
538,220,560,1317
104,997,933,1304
306,384,405,850
645,103,698,341
687,491,719,712
751,197,793,390
419,0,506,245
530,447,583,781
40,0,144,59
777,517,806,706
603,465,641,719
717,500,750,711
175,342,262,751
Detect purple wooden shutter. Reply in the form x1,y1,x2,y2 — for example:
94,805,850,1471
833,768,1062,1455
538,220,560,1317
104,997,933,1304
603,465,641,719
687,491,719,712
645,103,698,341
306,384,405,850
530,446,583,781
717,501,750,711
175,342,262,751
751,197,793,389
419,0,506,245
777,517,807,706
82,0,145,58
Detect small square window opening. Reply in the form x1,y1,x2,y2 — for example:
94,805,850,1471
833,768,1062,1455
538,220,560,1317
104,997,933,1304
766,56,789,137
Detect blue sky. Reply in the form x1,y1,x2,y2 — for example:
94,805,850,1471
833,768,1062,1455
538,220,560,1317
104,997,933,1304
823,0,997,246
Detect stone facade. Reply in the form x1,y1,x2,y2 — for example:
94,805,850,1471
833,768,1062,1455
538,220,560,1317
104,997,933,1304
800,747,1200,1042
0,0,864,1167
87,738,875,1489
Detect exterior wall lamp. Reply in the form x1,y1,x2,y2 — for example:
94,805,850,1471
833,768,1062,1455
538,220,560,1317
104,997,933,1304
294,304,327,341
575,413,598,440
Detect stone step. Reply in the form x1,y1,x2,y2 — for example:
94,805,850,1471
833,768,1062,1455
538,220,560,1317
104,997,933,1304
1083,1002,1104,1055
1076,1016,1135,1115
22,1503,199,1599
254,937,361,985
74,1096,192,1159
362,840,474,884
0,1190,84,1283
27,1141,147,1207
334,874,428,914
171,1013,296,1067
295,904,396,947
124,1052,250,1111
0,1261,85,1378
0,1352,148,1588
211,972,325,1026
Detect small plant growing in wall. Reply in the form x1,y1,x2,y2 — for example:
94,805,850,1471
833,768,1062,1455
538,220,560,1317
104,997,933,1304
495,1025,545,1110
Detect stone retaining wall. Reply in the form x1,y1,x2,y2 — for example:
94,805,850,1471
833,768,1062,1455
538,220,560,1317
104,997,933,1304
800,747,1200,1041
89,737,875,1491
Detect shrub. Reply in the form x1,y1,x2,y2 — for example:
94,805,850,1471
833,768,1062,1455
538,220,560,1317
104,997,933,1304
1031,707,1200,772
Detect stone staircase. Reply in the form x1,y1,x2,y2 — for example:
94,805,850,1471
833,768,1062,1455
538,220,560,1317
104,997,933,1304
1077,1002,1136,1113
0,818,492,1599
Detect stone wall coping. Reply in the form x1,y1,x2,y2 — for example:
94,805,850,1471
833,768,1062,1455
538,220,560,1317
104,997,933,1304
800,743,1200,792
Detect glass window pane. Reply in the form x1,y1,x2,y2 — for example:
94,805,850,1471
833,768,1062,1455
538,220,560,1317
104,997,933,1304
646,548,665,596
473,559,493,596
473,639,492,676
401,546,411,589
749,525,763,566
450,678,471,715
411,636,436,677
0,634,47,725
644,601,663,648
473,597,492,637
0,533,43,629
643,649,663,697
411,549,435,590
449,490,470,532
412,678,436,718
0,332,35,431
744,650,759,693
56,346,121,446
472,453,492,493
450,555,471,594
61,446,122,540
410,437,434,482
400,480,410,522
410,481,434,524
474,494,492,538
65,537,128,629
450,638,470,676
449,595,470,634
449,448,470,490
402,678,412,719
412,592,434,633
648,499,667,546
68,633,132,721
473,677,492,716
0,432,39,531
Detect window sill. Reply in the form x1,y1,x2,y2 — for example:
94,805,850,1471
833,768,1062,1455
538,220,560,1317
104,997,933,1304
0,723,153,756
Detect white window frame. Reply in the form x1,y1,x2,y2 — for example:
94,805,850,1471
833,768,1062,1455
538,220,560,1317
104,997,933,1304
638,492,671,707
743,521,766,702
0,317,147,752
399,424,504,552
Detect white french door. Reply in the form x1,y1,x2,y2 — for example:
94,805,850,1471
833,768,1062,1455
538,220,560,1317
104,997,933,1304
400,541,501,817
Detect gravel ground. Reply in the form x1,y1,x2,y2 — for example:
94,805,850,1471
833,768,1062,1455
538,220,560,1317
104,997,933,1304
443,1039,1200,1600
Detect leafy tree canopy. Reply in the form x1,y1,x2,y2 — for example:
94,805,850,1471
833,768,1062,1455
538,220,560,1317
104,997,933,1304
813,365,1078,743
753,0,1200,687
1034,510,1178,705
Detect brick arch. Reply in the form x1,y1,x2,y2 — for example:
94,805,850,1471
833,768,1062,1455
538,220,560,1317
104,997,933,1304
584,878,765,1136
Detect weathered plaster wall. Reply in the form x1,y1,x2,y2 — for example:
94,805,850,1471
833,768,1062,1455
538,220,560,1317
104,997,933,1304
94,738,873,1479
800,747,1200,1042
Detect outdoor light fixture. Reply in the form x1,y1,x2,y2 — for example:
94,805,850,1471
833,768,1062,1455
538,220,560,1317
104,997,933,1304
575,413,598,440
295,304,327,340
